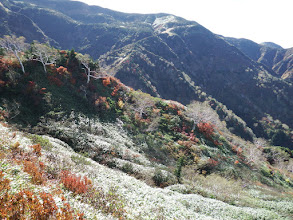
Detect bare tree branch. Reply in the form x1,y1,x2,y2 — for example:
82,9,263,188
76,53,99,83
30,42,59,73
0,35,28,73
186,101,221,130
131,91,155,118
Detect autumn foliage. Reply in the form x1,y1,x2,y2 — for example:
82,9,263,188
30,144,42,156
102,77,111,87
95,96,110,110
23,160,46,185
56,66,69,75
60,170,92,194
197,122,215,140
1,170,81,219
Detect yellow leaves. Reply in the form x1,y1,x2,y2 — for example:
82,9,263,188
117,99,124,109
11,141,20,150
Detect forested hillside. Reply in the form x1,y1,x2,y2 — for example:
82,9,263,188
0,0,292,147
0,37,293,219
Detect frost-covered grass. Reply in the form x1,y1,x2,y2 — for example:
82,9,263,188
49,138,285,219
1,122,293,219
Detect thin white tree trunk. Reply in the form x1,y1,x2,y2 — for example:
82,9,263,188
14,52,25,73
42,62,47,73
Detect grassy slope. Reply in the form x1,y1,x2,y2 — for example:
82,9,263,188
1,122,293,219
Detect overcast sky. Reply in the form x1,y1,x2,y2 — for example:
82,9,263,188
75,0,293,49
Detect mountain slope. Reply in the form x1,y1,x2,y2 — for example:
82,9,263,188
1,45,293,219
224,37,293,81
1,0,292,147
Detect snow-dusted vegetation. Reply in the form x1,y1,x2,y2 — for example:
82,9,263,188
1,122,293,219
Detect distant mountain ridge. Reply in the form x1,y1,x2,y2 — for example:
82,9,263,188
261,42,283,49
223,37,293,81
1,0,292,147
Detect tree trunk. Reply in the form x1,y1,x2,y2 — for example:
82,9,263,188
87,72,90,84
42,63,47,73
14,52,25,73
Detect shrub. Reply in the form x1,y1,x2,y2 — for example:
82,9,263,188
102,77,111,87
27,134,52,150
83,186,126,219
71,155,91,165
121,162,134,174
0,171,11,219
23,160,46,185
261,165,272,178
153,169,171,187
1,171,83,219
197,122,215,140
30,144,42,156
60,170,92,194
174,157,184,183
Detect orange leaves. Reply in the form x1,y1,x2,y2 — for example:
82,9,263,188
60,170,92,195
0,171,11,193
23,160,46,185
0,172,11,219
59,50,67,55
37,192,58,218
0,79,5,87
0,137,85,219
47,65,72,87
0,57,15,72
39,88,47,94
56,66,69,75
30,144,42,156
232,145,243,156
95,96,110,110
95,96,107,105
102,77,111,87
197,122,215,141
0,185,82,220
111,85,120,96
102,76,124,97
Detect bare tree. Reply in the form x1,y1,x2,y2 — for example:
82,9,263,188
2,99,20,120
244,145,265,166
131,91,155,118
30,42,59,73
186,101,222,130
76,53,100,83
287,159,293,173
253,138,268,148
0,35,28,73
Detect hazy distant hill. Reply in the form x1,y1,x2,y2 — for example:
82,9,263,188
1,0,292,147
224,37,293,81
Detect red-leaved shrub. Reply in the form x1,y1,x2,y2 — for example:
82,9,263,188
60,171,92,195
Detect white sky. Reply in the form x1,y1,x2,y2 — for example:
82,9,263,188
75,0,293,49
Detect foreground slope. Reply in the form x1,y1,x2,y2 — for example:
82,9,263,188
2,122,293,219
